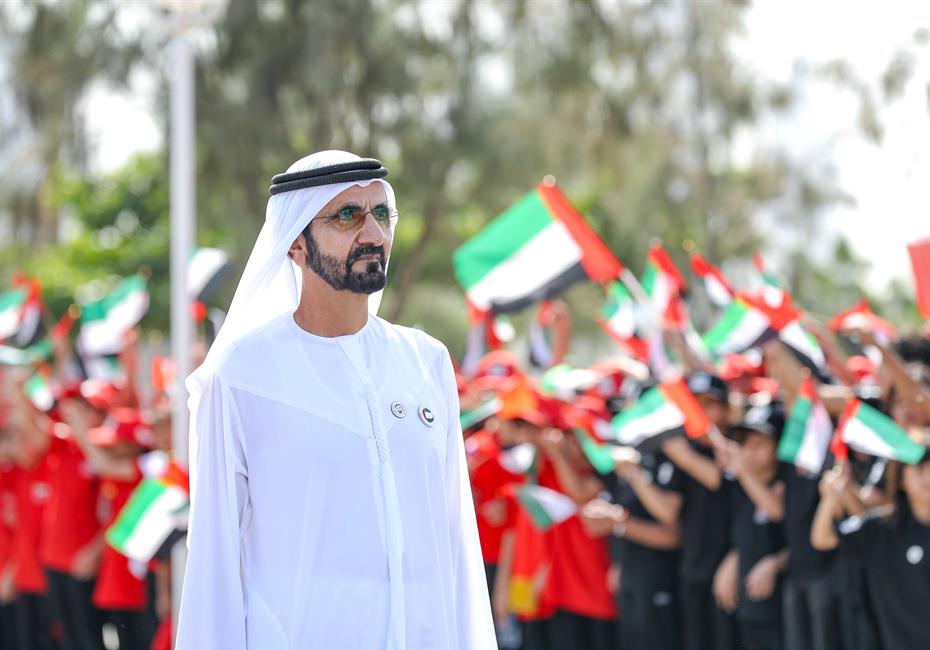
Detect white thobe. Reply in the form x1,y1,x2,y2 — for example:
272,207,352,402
175,313,496,649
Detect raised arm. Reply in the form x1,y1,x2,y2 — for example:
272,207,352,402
662,436,722,490
810,465,846,551
614,450,682,527
59,400,138,481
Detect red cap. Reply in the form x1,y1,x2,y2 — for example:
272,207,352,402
89,408,153,448
476,350,522,379
846,355,877,383
79,379,119,412
496,376,548,427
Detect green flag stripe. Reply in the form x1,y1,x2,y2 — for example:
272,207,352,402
641,263,657,297
855,403,925,461
574,429,616,475
0,289,27,312
453,189,554,290
702,300,750,350
82,275,147,323
517,490,555,529
777,397,812,462
601,282,631,319
106,479,168,548
612,385,666,429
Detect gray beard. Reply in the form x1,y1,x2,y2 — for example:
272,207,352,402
304,229,387,294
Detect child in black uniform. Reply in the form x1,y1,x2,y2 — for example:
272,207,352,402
812,450,930,649
715,402,789,650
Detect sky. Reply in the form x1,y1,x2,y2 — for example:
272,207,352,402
79,0,930,293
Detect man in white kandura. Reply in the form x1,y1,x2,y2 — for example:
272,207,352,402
175,151,496,649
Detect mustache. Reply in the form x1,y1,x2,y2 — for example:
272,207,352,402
347,245,386,267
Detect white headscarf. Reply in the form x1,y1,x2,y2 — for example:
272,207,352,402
186,149,395,421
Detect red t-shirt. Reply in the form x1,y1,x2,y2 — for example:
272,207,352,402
471,439,524,565
40,432,101,572
0,465,16,575
11,461,51,594
93,475,146,610
538,461,616,621
509,505,554,622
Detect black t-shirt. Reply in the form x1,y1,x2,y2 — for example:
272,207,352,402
729,467,787,624
605,453,683,595
838,505,930,650
833,456,887,598
782,462,836,579
675,441,733,582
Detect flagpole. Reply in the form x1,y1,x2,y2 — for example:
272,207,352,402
168,30,195,639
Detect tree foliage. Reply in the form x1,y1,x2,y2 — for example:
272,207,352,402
0,0,922,358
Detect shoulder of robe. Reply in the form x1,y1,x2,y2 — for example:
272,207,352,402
213,313,294,388
376,317,451,376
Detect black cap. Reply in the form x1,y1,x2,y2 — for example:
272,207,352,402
733,401,785,440
687,372,729,403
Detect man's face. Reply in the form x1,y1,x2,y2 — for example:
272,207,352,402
293,183,393,295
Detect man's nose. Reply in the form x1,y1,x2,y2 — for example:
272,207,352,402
356,212,386,246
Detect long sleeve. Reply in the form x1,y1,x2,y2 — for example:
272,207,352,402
439,352,498,650
176,372,250,649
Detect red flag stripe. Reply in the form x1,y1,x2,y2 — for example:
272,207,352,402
647,245,687,291
660,377,710,439
907,239,930,319
797,376,818,403
537,182,623,283
835,399,862,441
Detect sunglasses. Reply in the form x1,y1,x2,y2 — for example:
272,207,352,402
319,203,398,232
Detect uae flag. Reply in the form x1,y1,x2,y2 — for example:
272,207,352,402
25,373,54,412
453,181,622,313
690,252,734,307
539,363,599,400
642,245,686,320
609,377,710,451
828,299,896,341
777,378,833,473
82,355,124,382
77,275,149,357
187,247,232,302
836,399,926,464
0,287,41,344
106,464,190,563
598,281,648,360
459,397,502,430
702,294,776,357
753,253,785,308
574,428,617,475
516,484,578,531
0,338,53,366
778,318,828,376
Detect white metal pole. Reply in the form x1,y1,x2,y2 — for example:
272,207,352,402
168,32,195,636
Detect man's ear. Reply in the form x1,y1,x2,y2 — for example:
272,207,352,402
287,234,304,263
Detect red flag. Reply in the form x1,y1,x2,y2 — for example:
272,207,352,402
907,239,930,319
